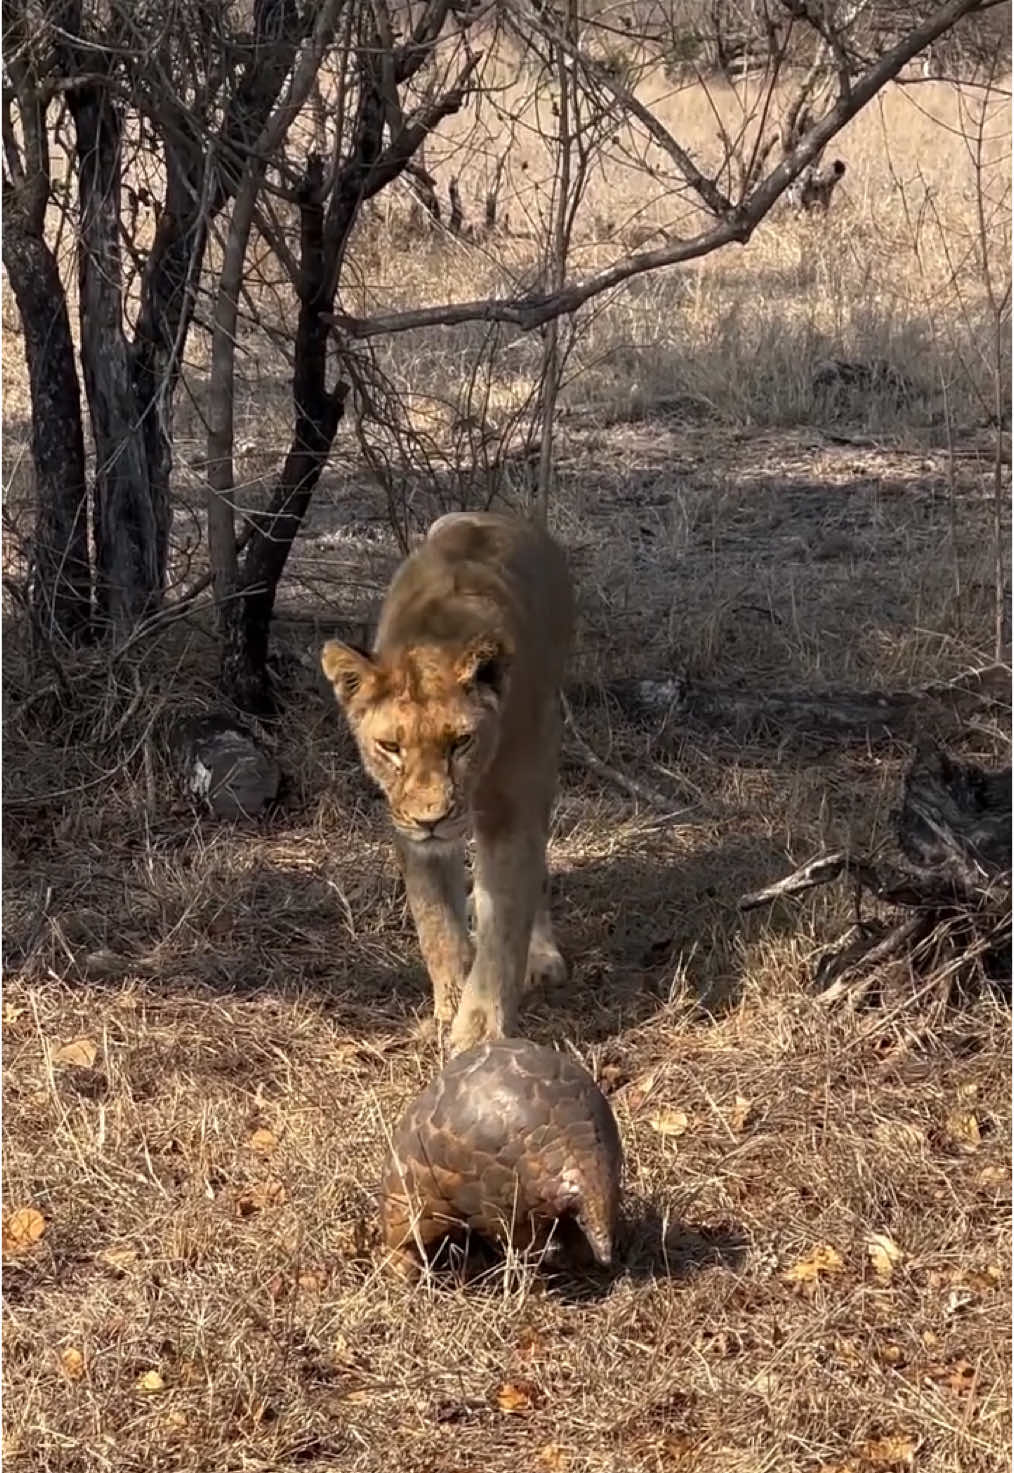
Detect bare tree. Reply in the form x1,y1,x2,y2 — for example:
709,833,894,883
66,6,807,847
203,0,481,709
3,0,322,635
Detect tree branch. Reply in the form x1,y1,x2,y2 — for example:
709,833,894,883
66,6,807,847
324,0,990,340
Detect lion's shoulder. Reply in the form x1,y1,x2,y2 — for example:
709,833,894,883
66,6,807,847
377,514,573,680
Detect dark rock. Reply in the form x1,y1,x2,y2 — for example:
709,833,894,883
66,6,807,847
172,710,281,820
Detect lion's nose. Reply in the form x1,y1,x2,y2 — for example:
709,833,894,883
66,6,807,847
414,794,454,831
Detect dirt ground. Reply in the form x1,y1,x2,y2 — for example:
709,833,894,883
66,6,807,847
3,411,1011,1472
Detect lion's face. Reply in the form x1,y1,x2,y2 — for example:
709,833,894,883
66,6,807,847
321,638,509,845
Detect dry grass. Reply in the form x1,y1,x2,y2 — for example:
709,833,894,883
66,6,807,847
2,66,1012,1473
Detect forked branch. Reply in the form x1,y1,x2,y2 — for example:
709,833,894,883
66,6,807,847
324,0,990,340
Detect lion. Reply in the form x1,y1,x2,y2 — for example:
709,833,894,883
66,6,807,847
321,511,574,1053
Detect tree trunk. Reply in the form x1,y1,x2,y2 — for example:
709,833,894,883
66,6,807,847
126,0,311,585
69,84,162,630
220,156,348,713
2,205,92,643
128,147,209,594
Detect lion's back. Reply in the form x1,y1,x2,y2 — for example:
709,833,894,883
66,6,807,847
376,513,574,691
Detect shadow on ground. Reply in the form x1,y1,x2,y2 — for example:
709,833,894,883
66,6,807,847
374,1201,748,1309
2,820,793,1049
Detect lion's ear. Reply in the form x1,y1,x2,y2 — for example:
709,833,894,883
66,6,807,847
455,636,511,699
321,640,376,704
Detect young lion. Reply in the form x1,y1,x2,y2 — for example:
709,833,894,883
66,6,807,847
321,512,574,1053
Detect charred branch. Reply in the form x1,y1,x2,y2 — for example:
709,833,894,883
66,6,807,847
68,76,162,630
740,744,1011,1003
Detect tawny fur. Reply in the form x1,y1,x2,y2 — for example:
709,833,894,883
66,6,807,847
321,511,574,1052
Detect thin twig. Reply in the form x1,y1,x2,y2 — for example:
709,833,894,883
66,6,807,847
560,692,687,816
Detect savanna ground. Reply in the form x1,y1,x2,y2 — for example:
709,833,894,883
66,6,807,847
2,68,1012,1473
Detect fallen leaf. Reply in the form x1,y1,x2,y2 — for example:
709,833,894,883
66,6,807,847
782,1243,844,1286
60,1347,85,1381
246,1127,278,1156
933,1358,977,1399
876,1342,906,1369
2,1206,46,1256
976,1163,1009,1190
135,1370,166,1394
943,1288,975,1318
624,1070,657,1113
728,1095,756,1132
329,1336,356,1370
496,1380,540,1414
866,1233,904,1280
856,1432,919,1467
944,1110,981,1151
236,1179,287,1216
874,1120,925,1152
297,1269,328,1295
538,1444,569,1471
962,1264,1002,1292
649,1107,690,1138
53,1037,97,1069
98,1245,138,1273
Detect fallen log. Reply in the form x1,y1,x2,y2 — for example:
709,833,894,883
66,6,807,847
740,743,1011,1003
577,664,1010,750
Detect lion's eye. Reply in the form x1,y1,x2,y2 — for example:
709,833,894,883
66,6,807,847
451,734,474,754
377,740,401,758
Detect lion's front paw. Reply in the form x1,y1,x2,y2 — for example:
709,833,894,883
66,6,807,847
449,990,510,1054
526,937,567,992
449,1007,492,1055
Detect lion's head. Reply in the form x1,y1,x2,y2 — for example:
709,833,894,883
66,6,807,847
321,636,511,845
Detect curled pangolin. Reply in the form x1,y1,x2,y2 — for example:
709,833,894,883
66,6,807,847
380,1038,623,1278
